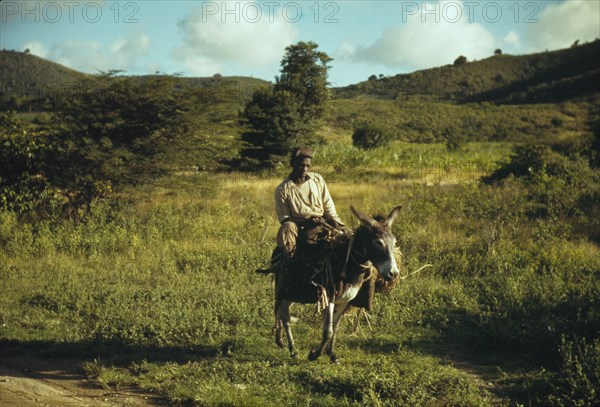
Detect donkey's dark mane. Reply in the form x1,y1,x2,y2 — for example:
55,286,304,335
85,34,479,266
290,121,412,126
354,222,386,238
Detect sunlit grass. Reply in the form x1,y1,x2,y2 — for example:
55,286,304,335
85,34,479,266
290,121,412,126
1,142,598,405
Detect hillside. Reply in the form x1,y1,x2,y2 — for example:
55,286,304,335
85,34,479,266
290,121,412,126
0,50,89,110
0,49,269,111
3,40,599,112
335,40,600,103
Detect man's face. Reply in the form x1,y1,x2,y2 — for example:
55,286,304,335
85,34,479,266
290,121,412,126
292,157,312,179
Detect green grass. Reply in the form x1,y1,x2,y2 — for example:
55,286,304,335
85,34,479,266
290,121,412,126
325,98,592,144
3,40,599,405
1,149,599,405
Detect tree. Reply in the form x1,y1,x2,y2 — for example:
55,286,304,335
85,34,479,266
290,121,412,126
1,72,237,214
454,55,467,65
30,72,223,210
240,88,316,167
494,48,502,55
275,41,332,121
239,42,331,168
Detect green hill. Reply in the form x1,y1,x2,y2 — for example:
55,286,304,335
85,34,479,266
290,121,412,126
335,40,600,103
0,49,269,111
0,50,89,110
3,42,599,149
3,40,599,112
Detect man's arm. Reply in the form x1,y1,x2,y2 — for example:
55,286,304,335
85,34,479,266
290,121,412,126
275,186,292,224
319,175,344,226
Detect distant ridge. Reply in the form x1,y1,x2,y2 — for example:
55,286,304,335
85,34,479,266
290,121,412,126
2,41,599,111
334,40,600,103
0,50,88,109
0,49,269,111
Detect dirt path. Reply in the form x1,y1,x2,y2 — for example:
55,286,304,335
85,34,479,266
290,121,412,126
449,357,507,405
440,347,513,406
0,355,161,407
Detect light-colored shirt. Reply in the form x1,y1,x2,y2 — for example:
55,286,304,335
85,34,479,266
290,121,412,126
275,172,343,225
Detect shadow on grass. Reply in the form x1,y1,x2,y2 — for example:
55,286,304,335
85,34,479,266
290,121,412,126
0,337,253,405
0,337,243,368
363,302,588,405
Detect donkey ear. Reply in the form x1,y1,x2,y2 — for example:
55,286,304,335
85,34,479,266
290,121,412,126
350,206,378,228
383,205,402,227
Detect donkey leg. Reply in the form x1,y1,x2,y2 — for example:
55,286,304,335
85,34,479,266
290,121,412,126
309,303,335,361
278,300,297,357
275,320,284,349
326,303,350,363
274,296,285,349
273,271,287,350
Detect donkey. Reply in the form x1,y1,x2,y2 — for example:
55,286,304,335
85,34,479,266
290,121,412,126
267,205,402,362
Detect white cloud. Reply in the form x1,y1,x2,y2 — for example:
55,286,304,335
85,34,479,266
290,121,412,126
50,40,108,72
338,0,499,70
332,42,356,61
178,55,222,77
528,1,600,51
172,2,297,76
110,31,151,68
503,31,520,49
34,30,151,73
23,41,48,58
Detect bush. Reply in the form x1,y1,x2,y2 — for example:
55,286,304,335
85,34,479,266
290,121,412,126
547,336,600,406
482,142,596,184
352,122,391,149
454,55,467,66
1,72,230,215
0,112,58,213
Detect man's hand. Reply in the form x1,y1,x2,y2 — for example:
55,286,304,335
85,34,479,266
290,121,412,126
330,219,352,235
332,219,342,229
340,226,353,235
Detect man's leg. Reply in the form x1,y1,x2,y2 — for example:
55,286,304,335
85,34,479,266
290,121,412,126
277,221,298,260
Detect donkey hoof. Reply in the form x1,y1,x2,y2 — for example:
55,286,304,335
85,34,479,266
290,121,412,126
308,350,320,361
329,354,339,364
290,351,298,358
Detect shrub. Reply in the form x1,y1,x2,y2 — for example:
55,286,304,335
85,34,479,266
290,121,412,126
454,55,467,66
547,336,600,406
0,112,59,213
483,142,577,183
352,122,391,149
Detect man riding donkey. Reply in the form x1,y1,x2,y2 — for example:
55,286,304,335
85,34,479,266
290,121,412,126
260,147,404,360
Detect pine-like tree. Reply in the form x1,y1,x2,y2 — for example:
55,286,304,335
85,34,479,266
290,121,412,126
239,42,332,168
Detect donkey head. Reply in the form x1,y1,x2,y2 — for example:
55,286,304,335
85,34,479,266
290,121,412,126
350,205,402,281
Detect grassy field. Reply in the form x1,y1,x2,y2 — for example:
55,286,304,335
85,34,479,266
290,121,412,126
1,140,598,406
325,98,593,144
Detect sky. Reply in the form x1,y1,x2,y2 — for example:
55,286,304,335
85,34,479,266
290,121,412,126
1,0,599,86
